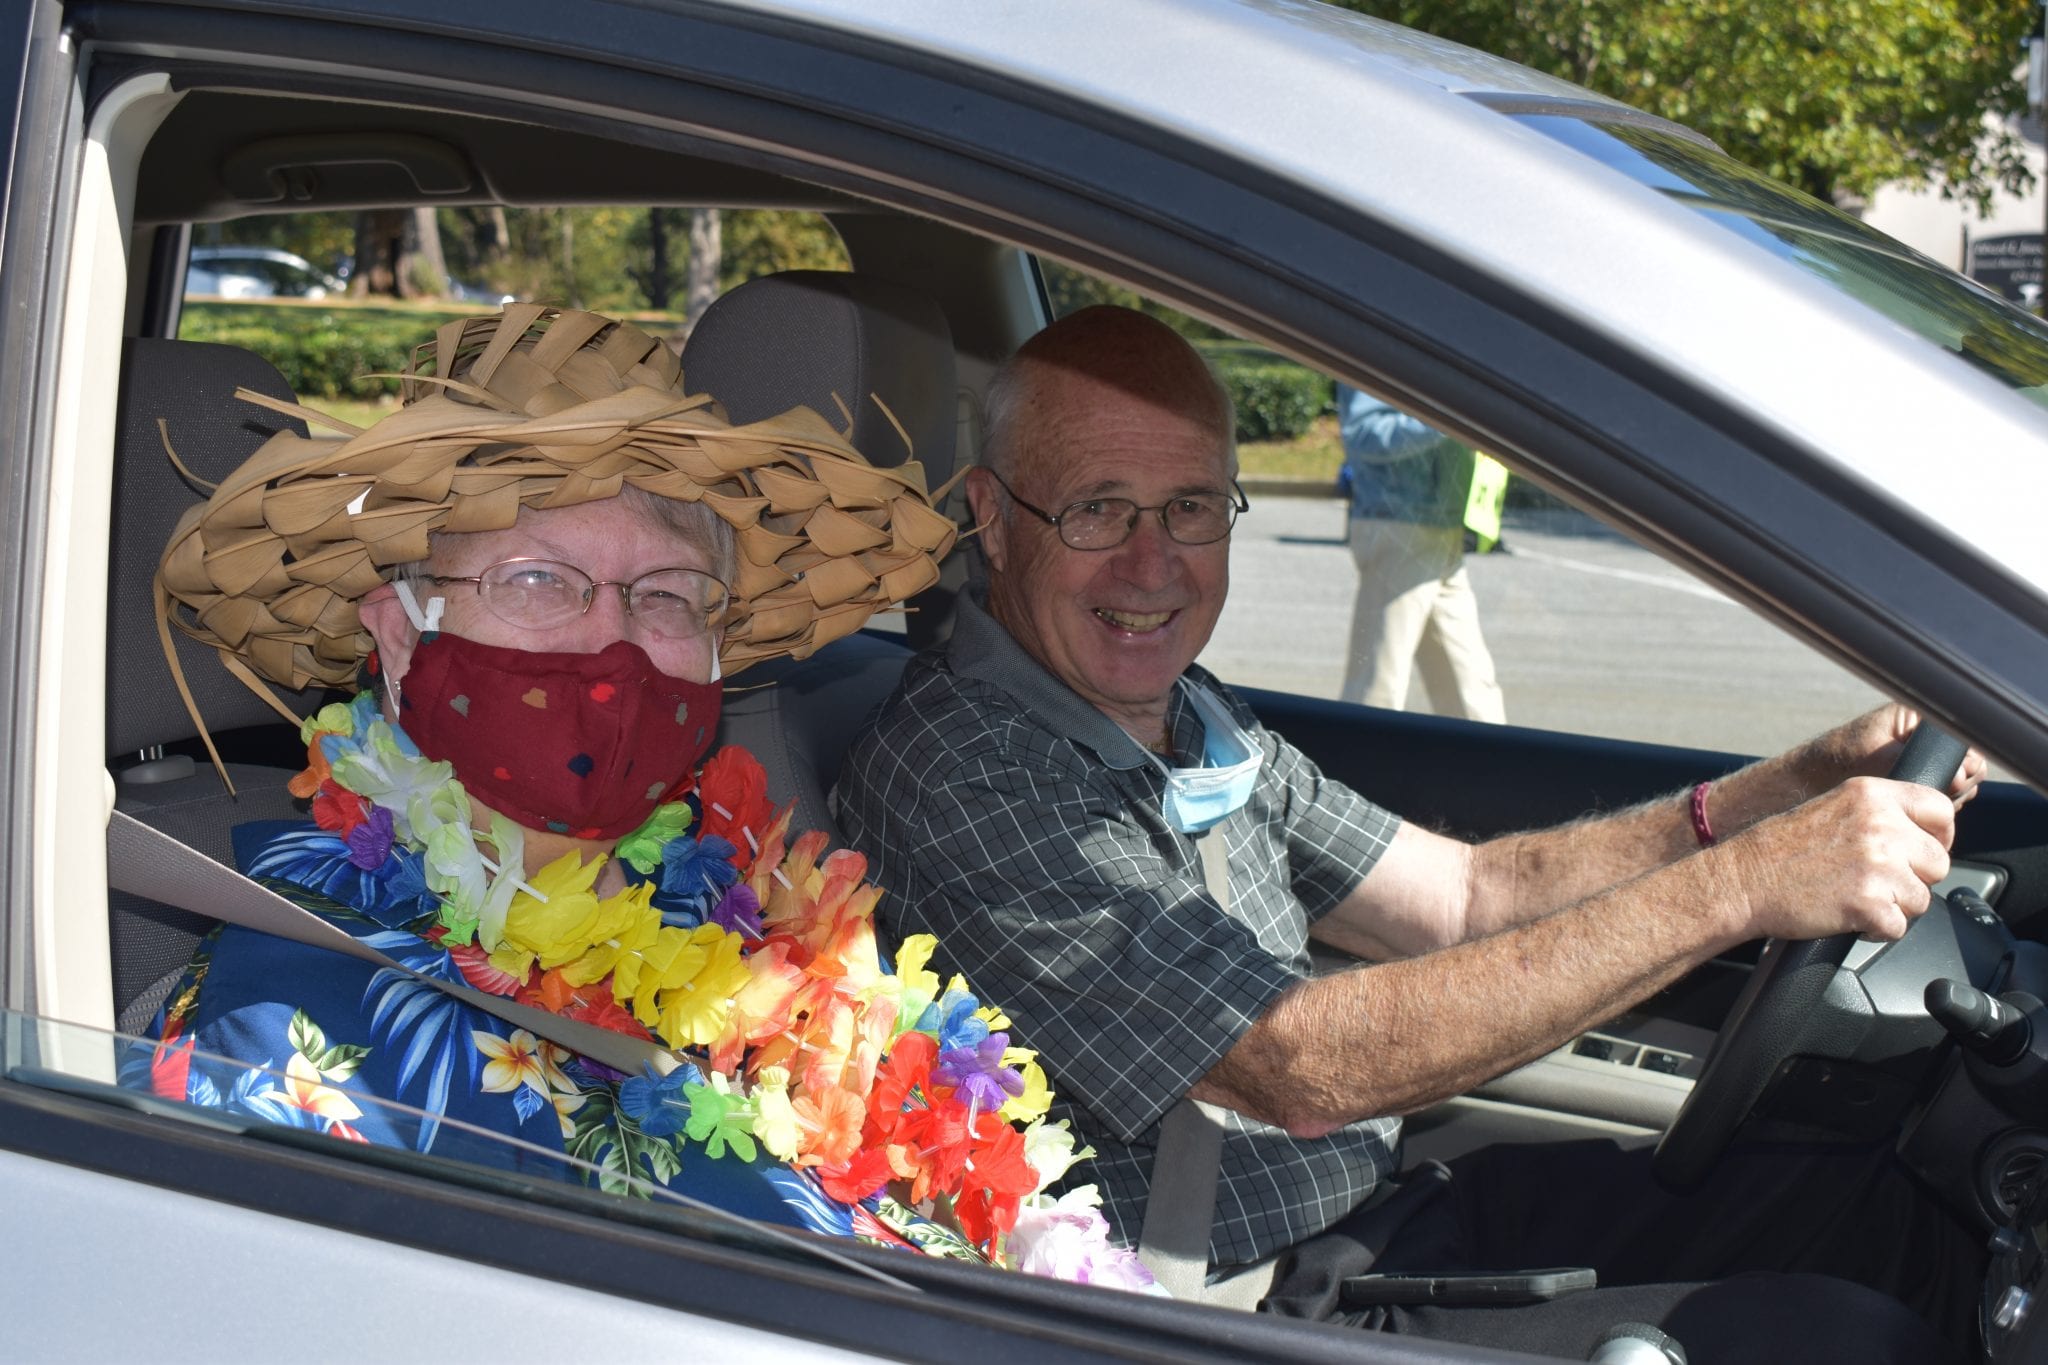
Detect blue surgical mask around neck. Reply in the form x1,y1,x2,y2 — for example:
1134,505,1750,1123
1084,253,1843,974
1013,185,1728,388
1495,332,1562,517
1144,681,1263,834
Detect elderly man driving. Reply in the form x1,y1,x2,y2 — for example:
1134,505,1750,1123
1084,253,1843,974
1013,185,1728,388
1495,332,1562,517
836,305,1978,1361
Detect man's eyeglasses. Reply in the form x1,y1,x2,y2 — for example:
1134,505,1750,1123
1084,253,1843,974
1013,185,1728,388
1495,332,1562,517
427,558,731,639
988,471,1249,551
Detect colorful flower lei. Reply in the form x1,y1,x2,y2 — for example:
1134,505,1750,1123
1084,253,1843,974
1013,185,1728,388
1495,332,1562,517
290,693,1147,1278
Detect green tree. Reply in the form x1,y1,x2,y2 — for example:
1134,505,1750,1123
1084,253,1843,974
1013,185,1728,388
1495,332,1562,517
488,207,642,310
629,207,679,313
685,208,721,327
439,206,512,291
360,209,454,299
201,206,854,314
1327,0,2039,209
716,210,849,291
1038,262,1225,336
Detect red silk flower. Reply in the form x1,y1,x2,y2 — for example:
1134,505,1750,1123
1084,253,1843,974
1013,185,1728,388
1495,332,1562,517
696,747,776,870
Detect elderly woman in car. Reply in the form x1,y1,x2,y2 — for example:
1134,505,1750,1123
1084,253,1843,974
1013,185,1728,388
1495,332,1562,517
131,306,1143,1284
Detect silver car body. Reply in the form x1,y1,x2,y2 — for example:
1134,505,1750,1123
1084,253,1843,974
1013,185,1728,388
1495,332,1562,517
3,1,2045,1361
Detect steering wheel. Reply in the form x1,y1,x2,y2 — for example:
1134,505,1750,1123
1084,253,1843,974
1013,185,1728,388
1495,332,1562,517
1651,723,1971,1191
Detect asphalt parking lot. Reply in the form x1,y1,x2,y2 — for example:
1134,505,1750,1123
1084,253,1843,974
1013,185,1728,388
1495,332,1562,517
1202,496,1888,761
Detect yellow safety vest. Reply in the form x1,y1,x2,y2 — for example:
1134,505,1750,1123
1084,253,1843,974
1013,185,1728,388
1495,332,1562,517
1463,452,1509,552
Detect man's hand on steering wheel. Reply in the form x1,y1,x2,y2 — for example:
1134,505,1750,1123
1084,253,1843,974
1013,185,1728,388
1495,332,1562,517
1717,775,1955,944
1799,704,1987,810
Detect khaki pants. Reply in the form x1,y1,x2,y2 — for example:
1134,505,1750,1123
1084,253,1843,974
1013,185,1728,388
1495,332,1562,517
1340,518,1504,722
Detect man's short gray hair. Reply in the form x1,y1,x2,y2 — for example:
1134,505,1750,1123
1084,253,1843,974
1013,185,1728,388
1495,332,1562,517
978,352,1032,483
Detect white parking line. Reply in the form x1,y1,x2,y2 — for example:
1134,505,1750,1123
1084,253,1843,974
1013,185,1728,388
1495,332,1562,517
1503,545,1734,604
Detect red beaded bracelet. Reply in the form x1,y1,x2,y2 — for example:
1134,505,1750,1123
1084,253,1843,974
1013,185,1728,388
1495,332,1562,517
1690,780,1716,847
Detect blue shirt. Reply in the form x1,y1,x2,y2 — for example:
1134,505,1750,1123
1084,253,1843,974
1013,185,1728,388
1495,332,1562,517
1338,383,1477,529
125,817,976,1259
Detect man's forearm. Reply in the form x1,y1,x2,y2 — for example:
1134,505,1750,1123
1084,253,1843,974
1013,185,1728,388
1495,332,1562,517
1464,740,1828,939
1195,848,1750,1135
1213,763,1951,1137
1244,712,1962,1134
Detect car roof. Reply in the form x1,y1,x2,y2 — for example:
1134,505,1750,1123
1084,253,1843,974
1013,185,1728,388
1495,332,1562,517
758,0,1664,118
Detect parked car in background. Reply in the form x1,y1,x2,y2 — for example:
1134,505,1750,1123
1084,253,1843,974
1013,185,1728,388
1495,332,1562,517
445,274,518,305
3,1,2047,1361
183,245,346,300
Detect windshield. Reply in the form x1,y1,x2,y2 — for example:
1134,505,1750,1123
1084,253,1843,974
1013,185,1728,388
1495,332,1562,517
1514,113,2048,409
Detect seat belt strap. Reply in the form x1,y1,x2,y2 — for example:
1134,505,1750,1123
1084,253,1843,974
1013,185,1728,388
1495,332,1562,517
1136,819,1236,1300
106,809,675,1077
1140,1096,1229,1299
1196,824,1233,917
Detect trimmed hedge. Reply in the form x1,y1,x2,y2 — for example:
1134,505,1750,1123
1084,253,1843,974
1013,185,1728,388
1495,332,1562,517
178,302,493,400
1212,354,1331,444
181,301,693,401
185,301,1360,454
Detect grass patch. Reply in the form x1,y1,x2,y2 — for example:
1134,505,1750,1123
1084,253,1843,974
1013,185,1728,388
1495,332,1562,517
1239,415,1342,482
300,396,399,430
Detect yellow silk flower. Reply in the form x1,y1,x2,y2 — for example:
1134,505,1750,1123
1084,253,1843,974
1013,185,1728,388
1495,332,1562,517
491,851,665,991
752,1065,803,1161
999,1050,1052,1124
654,926,753,1047
490,852,605,979
869,933,946,1040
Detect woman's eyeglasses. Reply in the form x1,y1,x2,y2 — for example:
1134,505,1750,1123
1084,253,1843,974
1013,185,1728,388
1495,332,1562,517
428,558,731,639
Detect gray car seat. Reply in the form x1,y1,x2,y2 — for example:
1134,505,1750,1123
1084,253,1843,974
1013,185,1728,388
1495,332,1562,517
107,338,331,1031
683,271,959,842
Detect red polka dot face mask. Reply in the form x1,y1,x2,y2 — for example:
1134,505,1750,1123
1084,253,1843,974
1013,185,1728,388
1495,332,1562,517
395,632,723,840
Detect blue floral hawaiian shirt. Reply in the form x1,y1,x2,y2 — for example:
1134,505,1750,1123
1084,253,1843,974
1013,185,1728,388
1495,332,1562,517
125,818,970,1258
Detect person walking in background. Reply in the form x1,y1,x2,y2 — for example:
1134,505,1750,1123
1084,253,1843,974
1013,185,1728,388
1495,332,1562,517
1337,383,1507,721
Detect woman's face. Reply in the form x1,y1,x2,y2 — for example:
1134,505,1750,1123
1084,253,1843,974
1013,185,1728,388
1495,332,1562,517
361,498,723,688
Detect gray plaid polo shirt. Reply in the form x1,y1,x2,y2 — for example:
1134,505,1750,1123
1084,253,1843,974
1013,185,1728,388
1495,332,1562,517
835,592,1403,1270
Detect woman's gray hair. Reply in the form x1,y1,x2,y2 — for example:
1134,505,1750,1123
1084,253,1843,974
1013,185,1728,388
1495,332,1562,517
612,484,739,586
393,485,738,587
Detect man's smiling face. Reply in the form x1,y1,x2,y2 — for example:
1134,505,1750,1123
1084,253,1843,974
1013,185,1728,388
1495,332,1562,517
973,312,1237,742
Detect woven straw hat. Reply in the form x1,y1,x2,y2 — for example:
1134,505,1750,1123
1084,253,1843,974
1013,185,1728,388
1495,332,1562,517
155,304,959,727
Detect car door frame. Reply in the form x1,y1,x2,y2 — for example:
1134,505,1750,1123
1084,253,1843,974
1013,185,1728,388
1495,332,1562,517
12,1,2046,1353
0,0,86,1021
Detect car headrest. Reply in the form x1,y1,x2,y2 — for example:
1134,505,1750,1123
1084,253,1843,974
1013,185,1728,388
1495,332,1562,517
719,630,913,842
108,337,325,757
681,270,957,490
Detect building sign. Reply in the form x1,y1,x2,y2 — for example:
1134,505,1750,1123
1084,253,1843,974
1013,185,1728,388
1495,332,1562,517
1966,232,2043,306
